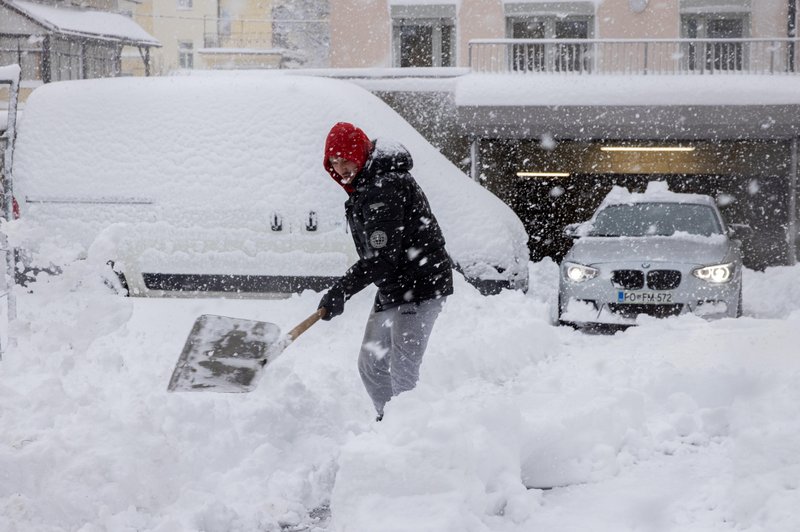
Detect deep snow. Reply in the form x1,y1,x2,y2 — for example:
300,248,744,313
1,257,799,532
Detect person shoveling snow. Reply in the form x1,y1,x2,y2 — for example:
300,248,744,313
318,122,453,421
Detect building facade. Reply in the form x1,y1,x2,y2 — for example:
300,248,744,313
330,0,795,69
327,0,800,269
128,0,330,75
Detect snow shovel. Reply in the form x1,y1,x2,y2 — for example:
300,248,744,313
167,308,326,393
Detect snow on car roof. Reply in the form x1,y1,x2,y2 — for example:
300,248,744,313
13,75,527,267
599,181,717,210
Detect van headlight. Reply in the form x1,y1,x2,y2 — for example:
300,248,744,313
692,263,734,283
563,262,599,283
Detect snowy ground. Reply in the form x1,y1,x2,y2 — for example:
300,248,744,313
2,259,800,532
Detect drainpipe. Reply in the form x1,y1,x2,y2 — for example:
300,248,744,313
790,0,797,71
42,35,51,83
470,137,480,182
2,65,21,353
788,138,798,265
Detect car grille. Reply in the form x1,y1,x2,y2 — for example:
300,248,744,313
646,270,682,290
607,303,683,318
142,273,337,293
611,270,644,290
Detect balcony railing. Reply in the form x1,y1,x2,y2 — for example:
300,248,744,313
469,38,800,75
203,33,273,50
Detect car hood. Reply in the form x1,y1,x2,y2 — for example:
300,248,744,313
566,235,732,266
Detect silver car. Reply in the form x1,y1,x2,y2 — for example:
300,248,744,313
557,183,743,328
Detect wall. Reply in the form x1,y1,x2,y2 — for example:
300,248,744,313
330,0,390,67
458,0,504,66
598,0,680,38
328,0,794,68
134,0,218,75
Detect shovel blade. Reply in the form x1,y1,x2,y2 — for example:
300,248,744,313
167,314,284,393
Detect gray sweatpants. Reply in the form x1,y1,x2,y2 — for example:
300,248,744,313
357,297,446,416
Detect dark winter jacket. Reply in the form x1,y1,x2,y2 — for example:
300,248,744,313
324,139,454,314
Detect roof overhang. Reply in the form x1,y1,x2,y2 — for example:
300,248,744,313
454,74,800,140
1,0,160,47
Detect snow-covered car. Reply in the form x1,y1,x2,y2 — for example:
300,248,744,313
10,75,528,296
557,182,743,327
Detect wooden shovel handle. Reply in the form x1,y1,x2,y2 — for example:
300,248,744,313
286,308,326,342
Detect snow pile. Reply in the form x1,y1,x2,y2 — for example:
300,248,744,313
2,260,800,531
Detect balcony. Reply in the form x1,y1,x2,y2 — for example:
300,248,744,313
203,33,274,50
469,38,800,75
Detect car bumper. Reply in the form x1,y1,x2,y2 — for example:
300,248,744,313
558,263,740,326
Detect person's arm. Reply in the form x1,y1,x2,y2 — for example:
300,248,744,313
319,182,407,320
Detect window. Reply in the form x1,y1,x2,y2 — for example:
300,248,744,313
178,41,193,69
0,36,43,81
177,0,192,9
507,15,592,72
394,19,454,67
680,1,750,72
51,38,81,81
391,5,456,68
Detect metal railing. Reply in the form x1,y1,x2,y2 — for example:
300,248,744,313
469,38,800,75
203,16,274,50
203,33,274,50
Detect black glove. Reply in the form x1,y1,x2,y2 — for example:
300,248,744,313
318,286,346,321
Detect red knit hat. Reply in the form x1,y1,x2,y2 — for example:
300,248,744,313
323,122,372,193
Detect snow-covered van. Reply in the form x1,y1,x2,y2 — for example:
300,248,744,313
10,75,529,297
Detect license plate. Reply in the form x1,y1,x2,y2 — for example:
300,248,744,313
617,291,673,304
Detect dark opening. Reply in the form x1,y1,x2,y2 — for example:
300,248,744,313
479,139,792,270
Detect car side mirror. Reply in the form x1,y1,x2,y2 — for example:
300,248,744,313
728,223,752,239
564,223,581,238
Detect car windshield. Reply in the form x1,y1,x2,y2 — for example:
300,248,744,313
588,202,723,237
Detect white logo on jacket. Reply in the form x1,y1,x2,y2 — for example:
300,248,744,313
369,230,388,249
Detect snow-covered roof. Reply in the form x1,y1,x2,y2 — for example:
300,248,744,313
3,0,159,46
455,73,800,107
453,72,800,139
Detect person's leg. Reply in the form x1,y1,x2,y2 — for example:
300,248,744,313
357,306,396,417
389,297,446,399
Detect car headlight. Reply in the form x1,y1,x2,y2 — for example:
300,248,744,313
563,262,599,283
692,263,734,283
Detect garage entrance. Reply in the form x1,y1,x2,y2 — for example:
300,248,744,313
478,139,794,269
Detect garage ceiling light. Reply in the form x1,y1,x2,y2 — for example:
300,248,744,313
517,172,571,178
600,146,696,152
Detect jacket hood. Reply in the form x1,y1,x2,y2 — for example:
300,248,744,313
364,138,413,176
323,122,372,193
352,138,413,192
